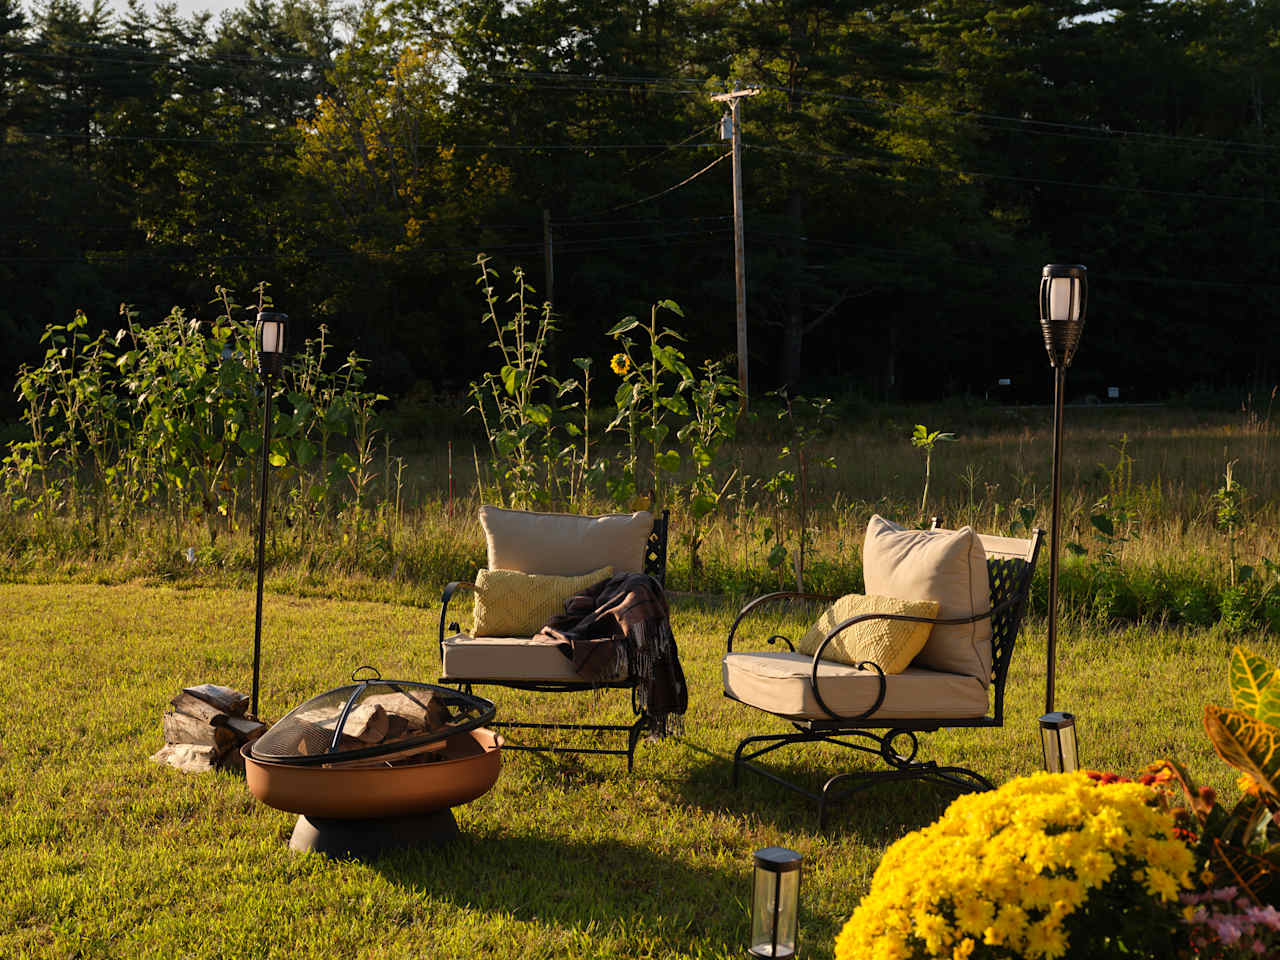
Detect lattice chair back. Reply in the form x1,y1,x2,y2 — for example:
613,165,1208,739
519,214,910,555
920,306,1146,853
975,532,1043,723
643,511,670,586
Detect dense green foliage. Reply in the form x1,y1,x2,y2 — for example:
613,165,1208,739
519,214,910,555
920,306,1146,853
2,287,388,547
4,0,1280,408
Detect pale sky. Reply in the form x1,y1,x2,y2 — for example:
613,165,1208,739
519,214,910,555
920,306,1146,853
104,0,246,24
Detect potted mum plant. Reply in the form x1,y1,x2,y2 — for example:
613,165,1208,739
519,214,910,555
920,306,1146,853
835,771,1195,959
837,645,1280,960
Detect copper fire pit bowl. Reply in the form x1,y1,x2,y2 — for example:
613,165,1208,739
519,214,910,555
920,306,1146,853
243,672,502,859
242,727,504,819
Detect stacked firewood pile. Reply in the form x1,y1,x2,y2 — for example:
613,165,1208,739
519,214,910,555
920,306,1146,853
150,684,268,773
293,690,452,768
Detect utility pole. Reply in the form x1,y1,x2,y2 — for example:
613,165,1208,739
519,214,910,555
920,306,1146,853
712,87,760,409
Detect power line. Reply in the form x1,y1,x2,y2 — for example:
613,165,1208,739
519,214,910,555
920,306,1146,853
0,225,730,266
788,93,1280,159
620,121,720,174
552,225,730,250
754,230,1280,291
468,69,1280,158
560,151,729,221
0,215,729,235
8,128,721,151
738,79,1280,158
11,43,1278,158
751,143,1280,206
552,214,730,228
5,43,329,70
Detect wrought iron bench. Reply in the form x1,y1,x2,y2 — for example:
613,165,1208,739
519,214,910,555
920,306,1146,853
721,521,1043,826
437,506,669,771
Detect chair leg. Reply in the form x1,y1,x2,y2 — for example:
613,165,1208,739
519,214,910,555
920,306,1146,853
625,713,651,773
732,728,885,800
440,681,651,771
732,726,994,827
816,764,992,829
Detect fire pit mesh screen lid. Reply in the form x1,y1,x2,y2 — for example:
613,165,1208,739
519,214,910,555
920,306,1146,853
250,668,495,767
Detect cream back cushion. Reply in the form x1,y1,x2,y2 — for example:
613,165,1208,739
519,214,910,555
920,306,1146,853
480,506,652,576
794,593,939,672
862,515,993,683
473,566,613,637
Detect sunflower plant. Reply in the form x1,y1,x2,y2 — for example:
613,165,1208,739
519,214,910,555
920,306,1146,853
606,300,694,507
835,772,1194,960
467,254,596,508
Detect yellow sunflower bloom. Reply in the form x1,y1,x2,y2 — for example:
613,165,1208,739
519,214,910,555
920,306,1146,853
610,352,630,375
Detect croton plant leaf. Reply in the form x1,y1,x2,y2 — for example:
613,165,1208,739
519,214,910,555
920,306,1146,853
1260,685,1280,732
1208,837,1277,906
1230,646,1280,723
1204,704,1280,798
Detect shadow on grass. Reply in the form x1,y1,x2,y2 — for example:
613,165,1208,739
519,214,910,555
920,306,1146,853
373,830,741,955
669,736,965,839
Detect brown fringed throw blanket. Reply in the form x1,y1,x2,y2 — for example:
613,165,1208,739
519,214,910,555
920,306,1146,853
532,572,687,736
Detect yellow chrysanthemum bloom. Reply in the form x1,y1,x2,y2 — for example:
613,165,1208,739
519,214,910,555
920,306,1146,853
610,352,630,375
833,772,1195,960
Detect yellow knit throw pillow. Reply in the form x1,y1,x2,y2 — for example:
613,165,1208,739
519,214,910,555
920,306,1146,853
472,566,613,637
794,593,939,672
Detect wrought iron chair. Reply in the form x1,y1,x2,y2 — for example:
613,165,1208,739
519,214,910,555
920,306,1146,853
437,508,669,771
721,524,1043,826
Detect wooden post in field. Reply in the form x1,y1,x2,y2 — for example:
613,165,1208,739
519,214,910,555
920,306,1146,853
543,208,554,307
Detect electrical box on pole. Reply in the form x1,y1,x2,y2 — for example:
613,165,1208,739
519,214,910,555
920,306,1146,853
711,87,760,410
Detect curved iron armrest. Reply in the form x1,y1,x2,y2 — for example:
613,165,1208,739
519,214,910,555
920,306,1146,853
726,591,839,653
438,580,476,655
808,590,1028,723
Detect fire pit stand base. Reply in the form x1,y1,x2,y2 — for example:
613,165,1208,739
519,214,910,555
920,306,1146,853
290,809,459,860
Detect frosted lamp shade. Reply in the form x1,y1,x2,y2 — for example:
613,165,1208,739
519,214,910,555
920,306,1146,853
1040,712,1079,773
257,312,287,354
1038,264,1087,368
749,847,800,959
1048,277,1081,323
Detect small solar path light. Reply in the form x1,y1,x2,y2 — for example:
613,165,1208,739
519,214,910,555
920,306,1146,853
749,846,801,958
1037,264,1086,771
251,310,286,719
1040,711,1080,773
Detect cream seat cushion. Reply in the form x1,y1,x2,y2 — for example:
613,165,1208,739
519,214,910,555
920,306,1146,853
721,651,989,722
480,506,653,576
442,634,629,683
862,515,993,684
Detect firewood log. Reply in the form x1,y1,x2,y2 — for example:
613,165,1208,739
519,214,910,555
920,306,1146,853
162,710,236,749
169,691,229,727
182,684,249,717
361,690,448,732
225,716,267,744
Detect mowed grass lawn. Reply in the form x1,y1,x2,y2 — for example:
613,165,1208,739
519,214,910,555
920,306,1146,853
1,582,1271,959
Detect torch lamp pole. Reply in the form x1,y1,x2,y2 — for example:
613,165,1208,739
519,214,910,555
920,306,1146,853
1037,265,1086,772
1046,362,1067,714
251,311,287,719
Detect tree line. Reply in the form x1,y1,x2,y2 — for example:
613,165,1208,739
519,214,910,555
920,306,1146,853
3,0,1279,412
